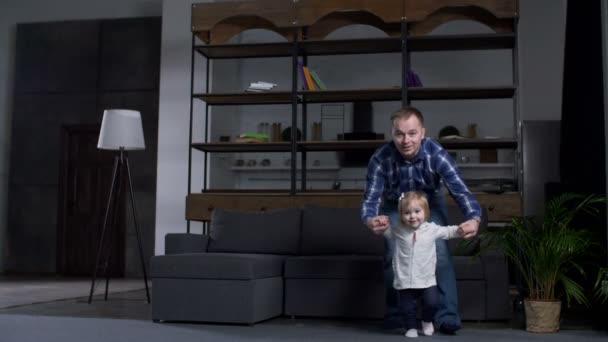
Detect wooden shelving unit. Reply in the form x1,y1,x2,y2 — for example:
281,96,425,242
186,0,521,225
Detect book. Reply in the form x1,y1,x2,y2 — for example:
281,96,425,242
248,85,273,90
302,66,316,91
251,81,277,87
309,70,327,90
245,81,276,92
247,81,275,90
297,62,308,90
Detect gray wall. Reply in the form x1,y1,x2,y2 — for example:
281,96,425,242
0,0,162,274
8,17,160,275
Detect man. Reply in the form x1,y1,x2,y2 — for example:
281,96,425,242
361,106,481,334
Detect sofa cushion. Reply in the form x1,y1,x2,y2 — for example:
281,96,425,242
452,255,484,279
150,253,286,280
165,233,209,254
300,206,384,255
284,255,383,279
448,238,480,256
208,208,301,254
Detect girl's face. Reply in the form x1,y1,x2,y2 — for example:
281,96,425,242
401,200,426,228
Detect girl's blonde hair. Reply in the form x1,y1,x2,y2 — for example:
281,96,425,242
398,191,430,222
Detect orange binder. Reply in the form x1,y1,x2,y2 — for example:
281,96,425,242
302,66,316,91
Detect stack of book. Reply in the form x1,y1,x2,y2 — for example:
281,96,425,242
245,81,277,92
298,62,327,91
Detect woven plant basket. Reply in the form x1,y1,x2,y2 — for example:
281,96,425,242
524,299,562,333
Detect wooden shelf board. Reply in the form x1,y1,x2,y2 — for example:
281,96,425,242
186,191,522,222
195,189,363,195
300,140,386,151
193,138,516,153
193,33,514,59
456,163,514,168
232,163,513,170
300,88,402,103
409,86,515,100
194,87,515,105
231,166,340,171
192,142,292,152
301,139,517,151
197,189,294,194
194,91,294,105
437,138,517,149
195,42,293,59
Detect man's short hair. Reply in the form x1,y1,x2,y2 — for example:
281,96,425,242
390,106,424,126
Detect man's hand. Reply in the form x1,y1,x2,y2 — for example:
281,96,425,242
366,215,390,235
459,218,480,239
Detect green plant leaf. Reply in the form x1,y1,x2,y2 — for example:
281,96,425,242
595,268,608,303
481,192,607,306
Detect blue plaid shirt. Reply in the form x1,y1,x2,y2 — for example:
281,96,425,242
361,138,481,222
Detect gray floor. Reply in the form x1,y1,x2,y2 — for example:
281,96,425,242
0,275,149,309
0,276,606,342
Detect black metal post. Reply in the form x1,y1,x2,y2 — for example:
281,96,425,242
401,20,409,107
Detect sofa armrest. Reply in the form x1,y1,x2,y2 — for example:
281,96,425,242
165,233,209,255
480,247,511,320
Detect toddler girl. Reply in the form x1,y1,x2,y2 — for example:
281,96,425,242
379,191,464,338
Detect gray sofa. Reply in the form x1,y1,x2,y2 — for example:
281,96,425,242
150,205,509,324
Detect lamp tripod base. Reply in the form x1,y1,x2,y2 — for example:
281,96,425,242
88,149,150,304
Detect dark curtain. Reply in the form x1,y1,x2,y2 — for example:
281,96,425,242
558,0,607,324
560,0,605,193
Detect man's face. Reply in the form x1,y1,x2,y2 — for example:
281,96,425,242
392,115,425,160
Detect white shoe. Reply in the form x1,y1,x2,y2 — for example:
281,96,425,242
405,329,418,338
421,321,434,336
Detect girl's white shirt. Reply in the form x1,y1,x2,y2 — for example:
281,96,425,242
389,221,460,289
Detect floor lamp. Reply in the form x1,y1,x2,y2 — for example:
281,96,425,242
88,109,150,304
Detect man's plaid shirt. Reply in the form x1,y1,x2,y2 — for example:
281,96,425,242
361,138,481,222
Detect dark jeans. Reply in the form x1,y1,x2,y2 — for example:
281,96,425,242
382,194,461,327
399,286,439,330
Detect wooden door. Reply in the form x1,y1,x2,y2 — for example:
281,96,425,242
58,125,125,276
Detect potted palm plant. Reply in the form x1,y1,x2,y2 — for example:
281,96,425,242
482,193,607,333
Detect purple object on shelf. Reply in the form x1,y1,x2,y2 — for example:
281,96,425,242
406,69,423,87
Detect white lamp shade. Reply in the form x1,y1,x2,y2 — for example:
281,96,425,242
97,109,146,150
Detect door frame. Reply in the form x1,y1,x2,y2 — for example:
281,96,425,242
57,124,126,275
